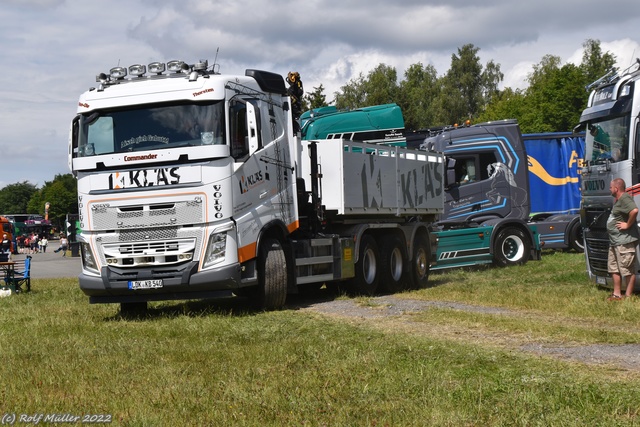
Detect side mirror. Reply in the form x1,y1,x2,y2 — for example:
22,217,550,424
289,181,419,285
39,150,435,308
444,157,457,188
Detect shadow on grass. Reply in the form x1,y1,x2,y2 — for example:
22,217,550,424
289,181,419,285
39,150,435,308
105,286,346,321
105,269,467,322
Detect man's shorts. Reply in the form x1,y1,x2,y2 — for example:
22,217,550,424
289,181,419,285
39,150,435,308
608,242,639,276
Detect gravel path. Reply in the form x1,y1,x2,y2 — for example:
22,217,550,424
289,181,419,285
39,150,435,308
298,294,640,372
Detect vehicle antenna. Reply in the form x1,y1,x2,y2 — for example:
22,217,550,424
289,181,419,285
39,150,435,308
211,48,220,74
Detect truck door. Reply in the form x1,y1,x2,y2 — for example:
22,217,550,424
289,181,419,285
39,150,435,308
445,151,512,220
445,155,482,219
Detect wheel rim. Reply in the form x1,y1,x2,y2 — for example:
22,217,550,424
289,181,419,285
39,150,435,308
502,235,525,261
575,228,584,250
363,247,377,284
390,247,403,282
415,247,427,279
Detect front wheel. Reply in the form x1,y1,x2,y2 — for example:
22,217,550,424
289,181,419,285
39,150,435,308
255,238,288,310
493,227,530,267
567,222,584,253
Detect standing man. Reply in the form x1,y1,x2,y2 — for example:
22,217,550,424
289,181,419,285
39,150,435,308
607,178,639,300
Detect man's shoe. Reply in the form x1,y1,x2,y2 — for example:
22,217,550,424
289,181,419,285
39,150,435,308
607,294,623,301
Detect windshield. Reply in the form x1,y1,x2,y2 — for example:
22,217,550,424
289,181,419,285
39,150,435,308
585,115,630,164
76,101,225,157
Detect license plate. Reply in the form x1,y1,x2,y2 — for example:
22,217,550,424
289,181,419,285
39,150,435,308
128,279,163,290
596,276,607,285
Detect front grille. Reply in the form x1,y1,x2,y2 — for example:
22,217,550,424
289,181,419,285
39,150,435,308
118,241,181,255
585,229,609,276
89,196,207,268
102,238,197,267
119,227,178,241
91,199,203,230
584,208,610,229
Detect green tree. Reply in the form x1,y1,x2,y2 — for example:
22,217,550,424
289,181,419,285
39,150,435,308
304,84,329,109
362,64,399,106
0,181,37,214
397,62,440,130
334,72,367,110
435,44,504,126
477,87,527,124
334,64,400,110
479,39,617,132
482,59,504,106
522,57,586,132
439,44,484,124
581,38,617,84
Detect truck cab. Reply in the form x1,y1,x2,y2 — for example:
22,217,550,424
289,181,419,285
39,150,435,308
580,59,640,287
417,120,542,269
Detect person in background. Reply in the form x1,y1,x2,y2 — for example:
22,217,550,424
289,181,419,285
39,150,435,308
607,178,639,300
54,234,69,257
30,233,38,254
1,233,12,261
41,235,48,253
17,235,24,254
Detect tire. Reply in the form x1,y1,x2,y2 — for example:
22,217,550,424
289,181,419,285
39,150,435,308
567,222,585,253
346,234,380,296
408,234,430,289
493,227,530,267
255,238,288,310
379,235,406,294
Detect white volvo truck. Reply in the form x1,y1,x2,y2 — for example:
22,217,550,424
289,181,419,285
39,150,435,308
69,60,445,312
580,58,640,287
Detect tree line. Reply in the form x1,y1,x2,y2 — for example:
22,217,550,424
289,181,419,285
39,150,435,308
302,39,616,133
0,174,77,231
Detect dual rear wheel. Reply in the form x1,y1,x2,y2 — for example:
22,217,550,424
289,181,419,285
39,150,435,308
346,232,431,296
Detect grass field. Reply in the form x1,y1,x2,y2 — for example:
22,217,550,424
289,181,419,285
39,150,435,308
2,252,640,426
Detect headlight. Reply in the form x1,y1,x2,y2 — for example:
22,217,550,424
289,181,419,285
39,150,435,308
80,242,99,274
202,232,227,268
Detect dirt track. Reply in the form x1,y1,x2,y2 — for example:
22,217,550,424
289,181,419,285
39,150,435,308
298,294,640,373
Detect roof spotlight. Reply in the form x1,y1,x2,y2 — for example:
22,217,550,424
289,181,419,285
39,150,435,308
128,64,146,77
110,67,127,79
148,62,166,75
167,60,187,73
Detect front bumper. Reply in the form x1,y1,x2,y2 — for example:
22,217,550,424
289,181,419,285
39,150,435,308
79,261,242,304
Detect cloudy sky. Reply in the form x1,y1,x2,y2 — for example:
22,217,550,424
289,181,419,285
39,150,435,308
1,0,639,191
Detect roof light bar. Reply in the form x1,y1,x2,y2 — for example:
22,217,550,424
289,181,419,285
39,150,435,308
95,59,212,89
